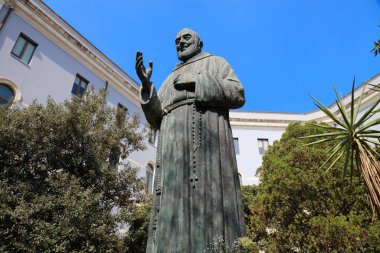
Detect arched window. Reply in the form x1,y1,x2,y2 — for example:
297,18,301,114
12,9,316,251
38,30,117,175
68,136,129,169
0,83,15,108
146,163,154,194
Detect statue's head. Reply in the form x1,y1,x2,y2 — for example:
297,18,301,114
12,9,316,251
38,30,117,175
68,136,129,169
175,28,203,62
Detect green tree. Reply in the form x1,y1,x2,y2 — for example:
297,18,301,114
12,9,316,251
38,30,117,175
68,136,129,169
304,82,380,214
242,123,380,252
0,90,146,252
123,195,152,253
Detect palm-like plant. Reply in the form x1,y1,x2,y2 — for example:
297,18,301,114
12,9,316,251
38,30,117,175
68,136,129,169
302,79,380,215
370,23,380,57
371,39,380,57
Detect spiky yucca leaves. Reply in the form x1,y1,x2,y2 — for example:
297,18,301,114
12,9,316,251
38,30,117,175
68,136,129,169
371,24,380,57
371,39,380,57
302,79,380,215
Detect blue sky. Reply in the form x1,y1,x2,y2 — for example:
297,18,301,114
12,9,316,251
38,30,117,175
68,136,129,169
43,0,380,113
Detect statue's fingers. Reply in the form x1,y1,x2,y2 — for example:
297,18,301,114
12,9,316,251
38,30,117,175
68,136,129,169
135,56,143,69
135,59,140,70
147,61,153,76
135,53,144,68
136,60,144,71
136,55,143,64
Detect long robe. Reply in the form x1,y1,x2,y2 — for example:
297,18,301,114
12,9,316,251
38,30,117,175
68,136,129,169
141,52,246,253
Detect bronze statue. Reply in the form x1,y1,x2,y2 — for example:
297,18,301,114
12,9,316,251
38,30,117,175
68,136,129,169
136,28,246,252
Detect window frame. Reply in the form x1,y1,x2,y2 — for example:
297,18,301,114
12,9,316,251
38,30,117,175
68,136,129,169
238,173,242,186
0,83,15,108
233,137,240,155
148,127,159,147
11,33,38,65
116,103,128,124
145,163,154,194
71,74,89,97
258,138,269,155
109,145,121,167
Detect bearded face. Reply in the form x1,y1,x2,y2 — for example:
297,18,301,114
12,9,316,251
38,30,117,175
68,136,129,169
175,29,202,62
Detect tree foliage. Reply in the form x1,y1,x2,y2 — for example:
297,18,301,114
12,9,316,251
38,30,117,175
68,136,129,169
304,82,380,214
242,123,380,252
0,91,146,252
123,195,152,253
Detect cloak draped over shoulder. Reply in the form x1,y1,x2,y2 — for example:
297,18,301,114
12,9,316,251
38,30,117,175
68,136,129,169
141,52,246,253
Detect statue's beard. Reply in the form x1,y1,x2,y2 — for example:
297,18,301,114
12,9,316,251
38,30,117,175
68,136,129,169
177,45,200,62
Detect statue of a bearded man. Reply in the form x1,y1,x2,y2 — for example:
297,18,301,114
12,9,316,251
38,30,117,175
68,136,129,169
136,28,246,252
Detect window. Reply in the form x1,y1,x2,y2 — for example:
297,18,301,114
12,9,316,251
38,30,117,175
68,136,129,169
233,138,239,155
258,138,269,155
149,127,158,146
116,103,128,125
0,83,15,108
146,164,154,194
71,74,88,97
11,33,38,64
109,145,121,167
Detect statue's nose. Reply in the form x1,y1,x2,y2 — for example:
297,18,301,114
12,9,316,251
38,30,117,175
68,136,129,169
179,38,187,44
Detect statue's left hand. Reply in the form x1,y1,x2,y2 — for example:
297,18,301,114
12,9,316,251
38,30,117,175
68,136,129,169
173,73,196,89
135,51,153,91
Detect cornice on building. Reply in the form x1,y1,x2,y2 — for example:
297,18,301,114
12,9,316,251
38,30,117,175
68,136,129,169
4,0,15,9
230,73,380,127
12,0,141,107
6,0,380,122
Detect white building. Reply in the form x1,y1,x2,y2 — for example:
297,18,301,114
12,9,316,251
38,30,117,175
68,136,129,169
0,0,157,190
1,0,379,189
231,73,380,185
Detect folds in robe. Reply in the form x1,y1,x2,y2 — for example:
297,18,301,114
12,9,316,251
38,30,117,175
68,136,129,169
141,52,246,253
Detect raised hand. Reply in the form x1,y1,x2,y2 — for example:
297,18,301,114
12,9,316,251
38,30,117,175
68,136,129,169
135,51,153,90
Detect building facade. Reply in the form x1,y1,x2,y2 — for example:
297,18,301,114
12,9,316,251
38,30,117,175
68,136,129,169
0,0,157,190
1,0,379,188
231,73,380,185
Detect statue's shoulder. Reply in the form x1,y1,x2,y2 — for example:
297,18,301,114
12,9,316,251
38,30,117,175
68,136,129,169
204,54,232,70
196,52,222,62
209,54,229,64
202,53,228,65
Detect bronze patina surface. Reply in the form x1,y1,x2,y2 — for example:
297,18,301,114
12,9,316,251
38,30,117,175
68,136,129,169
136,28,246,253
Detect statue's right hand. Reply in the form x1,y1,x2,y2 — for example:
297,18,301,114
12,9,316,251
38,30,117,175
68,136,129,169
135,51,153,91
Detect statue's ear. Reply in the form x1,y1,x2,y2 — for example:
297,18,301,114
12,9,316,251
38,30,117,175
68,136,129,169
198,40,203,51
